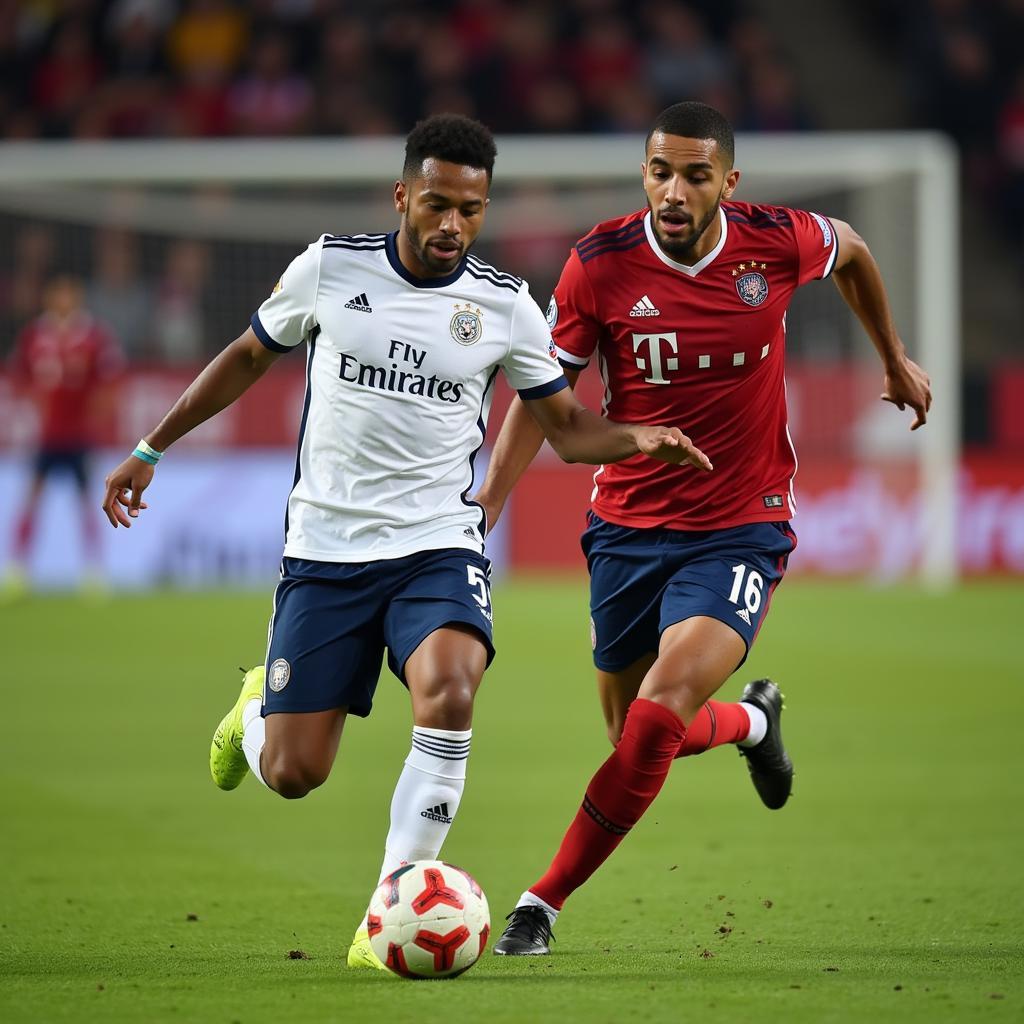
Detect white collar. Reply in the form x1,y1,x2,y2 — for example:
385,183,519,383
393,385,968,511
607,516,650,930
643,206,728,277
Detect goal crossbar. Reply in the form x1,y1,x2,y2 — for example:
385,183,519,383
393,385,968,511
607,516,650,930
0,132,959,587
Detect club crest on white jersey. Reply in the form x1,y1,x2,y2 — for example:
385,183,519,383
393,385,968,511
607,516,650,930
450,303,483,345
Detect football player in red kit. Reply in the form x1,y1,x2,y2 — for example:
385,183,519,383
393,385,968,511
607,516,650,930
4,275,122,596
477,102,932,954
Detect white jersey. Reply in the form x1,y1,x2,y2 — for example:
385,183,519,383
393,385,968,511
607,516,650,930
252,231,566,562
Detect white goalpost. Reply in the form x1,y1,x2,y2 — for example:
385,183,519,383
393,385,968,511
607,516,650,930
0,133,959,587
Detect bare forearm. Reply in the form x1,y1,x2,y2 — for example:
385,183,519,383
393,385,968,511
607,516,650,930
543,404,640,465
476,395,547,510
827,219,932,430
832,237,905,369
147,336,276,451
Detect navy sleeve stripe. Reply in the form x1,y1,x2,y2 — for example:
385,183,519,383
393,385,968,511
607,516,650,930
466,255,522,285
251,312,292,353
577,236,647,264
576,219,645,254
323,241,386,251
726,212,793,229
465,267,520,292
465,259,520,283
465,264,517,286
324,232,387,243
518,376,570,401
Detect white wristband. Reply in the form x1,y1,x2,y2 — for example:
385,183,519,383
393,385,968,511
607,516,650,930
133,438,163,464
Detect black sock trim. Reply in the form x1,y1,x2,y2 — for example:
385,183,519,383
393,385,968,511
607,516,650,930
582,794,630,836
702,703,717,754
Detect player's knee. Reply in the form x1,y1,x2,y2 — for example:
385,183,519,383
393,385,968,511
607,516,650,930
272,770,325,801
606,717,626,747
263,757,328,800
415,673,476,730
643,681,707,725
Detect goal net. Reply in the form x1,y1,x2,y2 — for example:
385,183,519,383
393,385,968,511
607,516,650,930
0,134,958,588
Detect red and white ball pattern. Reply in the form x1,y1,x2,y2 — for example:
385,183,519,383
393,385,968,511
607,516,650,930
367,860,490,979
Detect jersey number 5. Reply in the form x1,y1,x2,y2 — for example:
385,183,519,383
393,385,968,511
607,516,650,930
466,565,491,612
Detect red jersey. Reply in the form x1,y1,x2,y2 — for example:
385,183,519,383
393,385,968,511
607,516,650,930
550,201,838,531
10,311,122,448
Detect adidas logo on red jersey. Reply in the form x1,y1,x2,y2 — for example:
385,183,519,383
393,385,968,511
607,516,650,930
629,294,660,317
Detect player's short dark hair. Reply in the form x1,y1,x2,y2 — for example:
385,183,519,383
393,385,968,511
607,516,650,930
403,114,497,181
647,102,735,167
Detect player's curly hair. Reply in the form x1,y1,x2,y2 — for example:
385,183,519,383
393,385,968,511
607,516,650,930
647,102,735,167
403,114,497,180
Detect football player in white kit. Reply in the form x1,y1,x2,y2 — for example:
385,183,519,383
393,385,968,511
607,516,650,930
100,115,712,970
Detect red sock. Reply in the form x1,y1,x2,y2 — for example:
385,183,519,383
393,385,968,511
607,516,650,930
530,698,685,910
675,701,751,758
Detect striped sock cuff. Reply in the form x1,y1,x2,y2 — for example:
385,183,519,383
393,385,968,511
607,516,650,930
410,726,472,762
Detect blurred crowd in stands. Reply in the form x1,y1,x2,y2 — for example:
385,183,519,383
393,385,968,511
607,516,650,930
0,0,815,367
0,0,1020,370
0,0,812,140
863,0,1024,253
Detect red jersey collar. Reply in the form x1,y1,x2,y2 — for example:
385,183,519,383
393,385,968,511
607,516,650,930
643,207,728,278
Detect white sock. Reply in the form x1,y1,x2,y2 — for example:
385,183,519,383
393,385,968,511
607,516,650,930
370,724,471,878
517,890,559,925
738,701,768,747
241,697,269,787
356,726,472,930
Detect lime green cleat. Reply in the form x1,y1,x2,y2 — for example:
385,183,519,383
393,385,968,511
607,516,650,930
0,565,29,605
347,925,388,971
210,666,265,791
77,569,110,603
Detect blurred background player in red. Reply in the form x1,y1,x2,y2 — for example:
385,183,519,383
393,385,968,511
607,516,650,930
3,274,122,598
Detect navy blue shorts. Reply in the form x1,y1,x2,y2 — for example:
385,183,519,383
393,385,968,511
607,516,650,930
33,448,88,489
262,549,495,718
582,513,797,673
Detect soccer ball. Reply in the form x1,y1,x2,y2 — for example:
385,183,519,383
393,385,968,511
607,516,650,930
367,860,490,979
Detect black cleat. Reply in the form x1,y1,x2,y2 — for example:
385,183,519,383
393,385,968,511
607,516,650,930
492,906,555,956
738,678,793,810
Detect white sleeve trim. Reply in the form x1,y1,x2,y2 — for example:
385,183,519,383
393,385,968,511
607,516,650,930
555,346,589,367
811,213,839,279
821,232,838,278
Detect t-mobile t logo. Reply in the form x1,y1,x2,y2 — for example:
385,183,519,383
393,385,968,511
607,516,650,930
632,332,679,384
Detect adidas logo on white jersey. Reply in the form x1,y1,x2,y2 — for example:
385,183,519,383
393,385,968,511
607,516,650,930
629,294,660,317
344,292,372,313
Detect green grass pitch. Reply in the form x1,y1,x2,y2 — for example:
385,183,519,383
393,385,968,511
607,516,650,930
1,579,1021,1023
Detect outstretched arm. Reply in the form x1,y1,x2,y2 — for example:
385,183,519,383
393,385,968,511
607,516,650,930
476,371,712,531
102,327,282,527
474,382,711,531
528,385,712,469
830,219,932,430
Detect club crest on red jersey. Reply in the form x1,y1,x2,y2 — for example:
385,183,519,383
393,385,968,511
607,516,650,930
735,270,769,307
